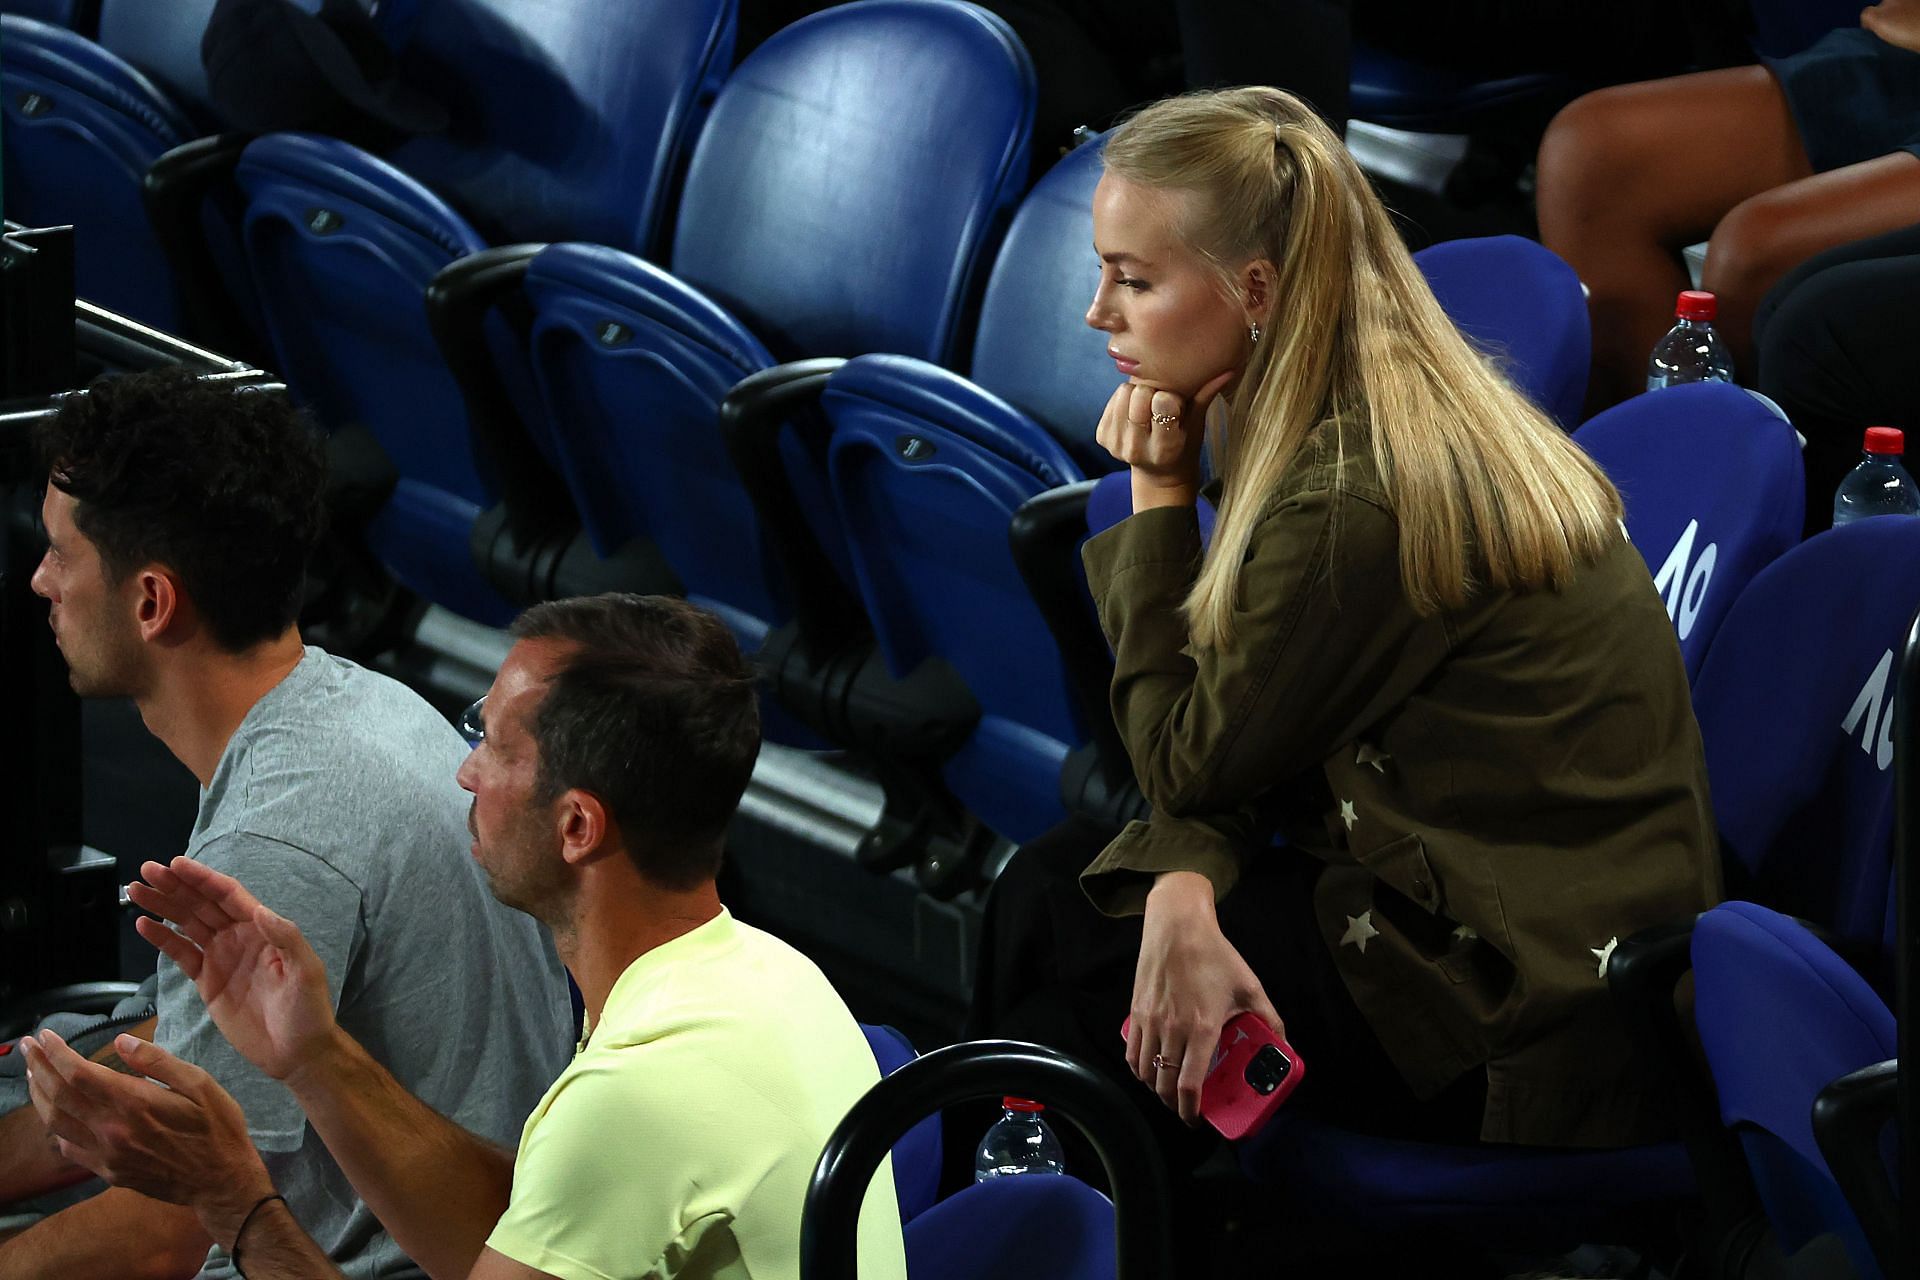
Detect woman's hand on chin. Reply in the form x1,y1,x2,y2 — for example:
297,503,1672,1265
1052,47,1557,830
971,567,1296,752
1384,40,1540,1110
1095,371,1235,510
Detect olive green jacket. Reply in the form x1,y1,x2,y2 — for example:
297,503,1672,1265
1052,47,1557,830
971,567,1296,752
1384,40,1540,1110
1079,420,1719,1148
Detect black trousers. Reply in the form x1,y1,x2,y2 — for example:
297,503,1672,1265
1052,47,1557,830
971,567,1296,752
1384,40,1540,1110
957,816,1486,1198
1754,220,1920,535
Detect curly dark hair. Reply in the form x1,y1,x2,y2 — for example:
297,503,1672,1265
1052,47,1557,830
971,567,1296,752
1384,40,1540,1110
34,368,327,653
510,594,761,889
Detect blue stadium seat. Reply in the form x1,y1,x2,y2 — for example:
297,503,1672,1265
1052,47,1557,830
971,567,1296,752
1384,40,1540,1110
233,133,515,620
511,0,1033,663
1573,383,1804,680
966,134,1116,472
1413,235,1589,428
93,0,218,121
0,12,202,329
859,1024,943,1224
1692,517,1920,974
1692,902,1898,1279
383,0,731,255
822,356,1088,844
0,0,95,34
1347,41,1568,134
227,0,735,623
903,1174,1117,1280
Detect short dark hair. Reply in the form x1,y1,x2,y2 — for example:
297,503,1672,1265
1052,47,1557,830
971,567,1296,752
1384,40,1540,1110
34,368,327,653
510,594,761,889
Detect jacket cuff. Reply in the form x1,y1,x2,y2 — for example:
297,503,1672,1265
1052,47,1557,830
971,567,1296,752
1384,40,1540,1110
1079,817,1246,918
1081,504,1203,595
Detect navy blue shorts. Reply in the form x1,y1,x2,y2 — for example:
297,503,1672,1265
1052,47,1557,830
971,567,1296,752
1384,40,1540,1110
1765,26,1920,174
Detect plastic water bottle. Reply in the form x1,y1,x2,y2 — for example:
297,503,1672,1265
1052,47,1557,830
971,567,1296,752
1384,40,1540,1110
974,1097,1066,1182
1646,290,1735,391
1833,427,1920,527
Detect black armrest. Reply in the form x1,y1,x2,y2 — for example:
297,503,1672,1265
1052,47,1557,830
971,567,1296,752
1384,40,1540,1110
1607,915,1758,1236
1008,481,1142,824
1893,603,1919,1226
1812,1059,1907,1279
423,244,573,550
143,134,260,361
801,1040,1173,1280
718,359,865,657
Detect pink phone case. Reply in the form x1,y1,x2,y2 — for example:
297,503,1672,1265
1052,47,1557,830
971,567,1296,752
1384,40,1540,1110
1122,1011,1304,1140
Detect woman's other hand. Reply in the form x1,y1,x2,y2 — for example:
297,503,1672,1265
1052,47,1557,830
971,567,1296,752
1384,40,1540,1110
1095,371,1234,511
1124,870,1286,1125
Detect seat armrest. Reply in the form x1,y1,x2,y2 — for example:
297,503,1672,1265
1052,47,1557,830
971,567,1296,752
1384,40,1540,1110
423,244,574,549
1008,481,1141,823
1608,915,1758,1233
1813,1059,1906,1280
143,133,259,359
719,359,864,656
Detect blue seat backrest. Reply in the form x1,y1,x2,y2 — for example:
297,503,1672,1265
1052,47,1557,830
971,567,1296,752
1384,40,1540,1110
384,0,734,252
1692,901,1895,1276
0,0,93,31
96,0,218,124
670,0,1035,364
1690,517,1920,972
234,131,520,620
859,1023,942,1223
0,14,195,328
970,135,1116,471
1413,234,1590,428
521,242,786,649
1347,42,1568,132
903,1174,1117,1280
823,354,1086,841
1573,383,1804,679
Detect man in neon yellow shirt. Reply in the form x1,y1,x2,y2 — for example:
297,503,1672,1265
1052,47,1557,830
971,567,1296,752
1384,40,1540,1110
21,594,907,1280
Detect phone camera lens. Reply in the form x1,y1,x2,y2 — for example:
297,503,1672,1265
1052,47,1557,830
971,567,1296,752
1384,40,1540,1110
1244,1044,1291,1096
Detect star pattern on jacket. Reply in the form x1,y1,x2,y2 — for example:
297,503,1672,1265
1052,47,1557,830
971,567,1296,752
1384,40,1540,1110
1339,799,1357,830
1355,742,1391,772
1591,936,1620,979
1340,910,1379,953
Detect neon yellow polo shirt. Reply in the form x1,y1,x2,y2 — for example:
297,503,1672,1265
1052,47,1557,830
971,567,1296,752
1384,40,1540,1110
486,909,907,1280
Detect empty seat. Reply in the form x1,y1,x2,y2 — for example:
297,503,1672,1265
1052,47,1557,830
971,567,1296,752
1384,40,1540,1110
226,0,736,622
1573,382,1804,679
1692,902,1899,1278
1413,235,1589,428
509,0,1034,661
0,12,202,328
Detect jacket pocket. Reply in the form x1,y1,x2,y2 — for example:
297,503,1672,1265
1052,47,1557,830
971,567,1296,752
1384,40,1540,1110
1353,832,1443,915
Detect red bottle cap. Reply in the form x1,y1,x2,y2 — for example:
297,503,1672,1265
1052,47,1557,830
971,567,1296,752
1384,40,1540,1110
1002,1097,1045,1113
1675,290,1717,322
1864,426,1904,455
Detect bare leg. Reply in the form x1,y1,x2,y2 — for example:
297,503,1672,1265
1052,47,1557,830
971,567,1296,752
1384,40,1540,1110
1537,66,1811,411
1703,151,1920,370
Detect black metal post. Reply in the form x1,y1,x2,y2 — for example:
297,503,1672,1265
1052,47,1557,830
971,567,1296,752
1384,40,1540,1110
800,1039,1174,1280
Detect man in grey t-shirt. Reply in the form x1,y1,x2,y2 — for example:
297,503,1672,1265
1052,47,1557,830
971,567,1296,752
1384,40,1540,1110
4,370,570,1277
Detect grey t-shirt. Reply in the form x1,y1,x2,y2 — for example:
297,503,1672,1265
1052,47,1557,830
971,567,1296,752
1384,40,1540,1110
155,647,572,1279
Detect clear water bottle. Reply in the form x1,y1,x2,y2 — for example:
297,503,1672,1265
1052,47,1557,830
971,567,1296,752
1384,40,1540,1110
1833,427,1920,527
1646,290,1736,391
974,1097,1066,1182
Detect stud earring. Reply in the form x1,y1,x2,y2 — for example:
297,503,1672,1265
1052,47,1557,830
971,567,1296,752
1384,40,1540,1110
1249,322,1262,345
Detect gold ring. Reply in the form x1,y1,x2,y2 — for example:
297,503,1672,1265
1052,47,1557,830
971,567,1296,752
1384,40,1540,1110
1150,1053,1174,1071
1150,412,1177,427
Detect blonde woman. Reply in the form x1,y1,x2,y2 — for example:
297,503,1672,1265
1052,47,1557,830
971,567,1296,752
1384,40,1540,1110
971,88,1718,1171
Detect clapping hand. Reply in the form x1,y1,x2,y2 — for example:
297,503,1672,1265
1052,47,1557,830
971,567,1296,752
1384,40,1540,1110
128,856,337,1084
21,1029,273,1231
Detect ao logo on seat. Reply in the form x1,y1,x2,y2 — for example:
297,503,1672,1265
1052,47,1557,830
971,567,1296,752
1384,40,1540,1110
1653,519,1716,641
1842,649,1897,772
